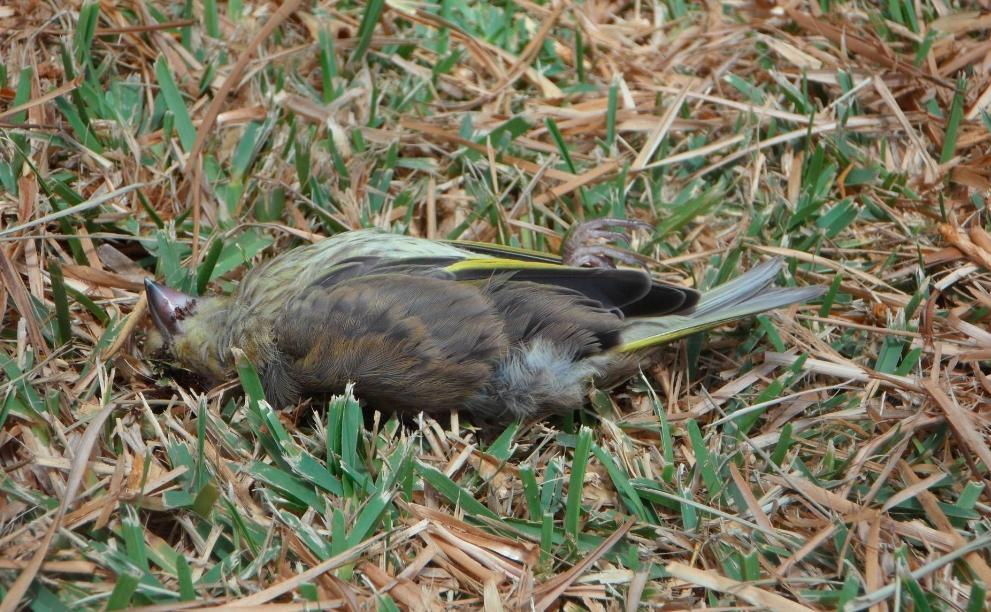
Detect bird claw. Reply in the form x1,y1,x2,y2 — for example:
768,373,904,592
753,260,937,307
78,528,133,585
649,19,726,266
562,218,652,269
568,252,613,268
568,245,647,268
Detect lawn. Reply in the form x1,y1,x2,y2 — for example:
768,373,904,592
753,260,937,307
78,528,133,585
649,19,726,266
1,0,990,609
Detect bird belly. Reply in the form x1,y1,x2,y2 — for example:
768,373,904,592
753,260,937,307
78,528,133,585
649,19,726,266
466,338,602,420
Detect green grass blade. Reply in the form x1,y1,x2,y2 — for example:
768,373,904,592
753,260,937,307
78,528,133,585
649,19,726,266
564,426,593,539
416,460,500,522
940,77,966,164
350,0,385,65
155,56,197,152
47,260,72,347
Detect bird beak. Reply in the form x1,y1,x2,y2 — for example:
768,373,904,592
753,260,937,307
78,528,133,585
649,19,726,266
145,279,195,338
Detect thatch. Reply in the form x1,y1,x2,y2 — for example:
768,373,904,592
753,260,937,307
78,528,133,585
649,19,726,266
2,0,990,609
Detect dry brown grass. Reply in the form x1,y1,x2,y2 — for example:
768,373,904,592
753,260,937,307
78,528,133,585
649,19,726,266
2,0,991,609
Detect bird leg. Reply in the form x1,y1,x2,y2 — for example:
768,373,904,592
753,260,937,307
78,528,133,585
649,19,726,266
561,218,652,268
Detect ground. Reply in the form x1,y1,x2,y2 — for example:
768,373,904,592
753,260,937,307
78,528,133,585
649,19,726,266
1,0,990,609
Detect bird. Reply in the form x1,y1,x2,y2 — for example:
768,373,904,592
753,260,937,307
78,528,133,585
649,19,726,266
144,221,826,420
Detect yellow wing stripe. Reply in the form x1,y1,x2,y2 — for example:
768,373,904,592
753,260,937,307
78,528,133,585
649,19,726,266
617,328,705,353
616,316,751,353
444,258,574,273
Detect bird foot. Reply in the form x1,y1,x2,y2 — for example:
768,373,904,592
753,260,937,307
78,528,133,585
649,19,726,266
562,218,652,269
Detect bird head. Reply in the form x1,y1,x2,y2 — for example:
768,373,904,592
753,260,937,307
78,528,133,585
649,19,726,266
144,279,233,382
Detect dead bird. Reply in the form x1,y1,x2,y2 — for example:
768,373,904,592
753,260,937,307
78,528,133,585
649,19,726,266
145,221,825,419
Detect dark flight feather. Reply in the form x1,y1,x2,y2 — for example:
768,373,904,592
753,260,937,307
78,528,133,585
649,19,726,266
313,255,697,318
445,240,700,316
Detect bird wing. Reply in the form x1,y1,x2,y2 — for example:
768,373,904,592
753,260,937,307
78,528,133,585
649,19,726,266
240,231,697,318
443,243,700,315
308,255,697,317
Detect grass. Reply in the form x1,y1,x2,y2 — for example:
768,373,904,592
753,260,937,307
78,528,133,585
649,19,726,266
2,0,991,609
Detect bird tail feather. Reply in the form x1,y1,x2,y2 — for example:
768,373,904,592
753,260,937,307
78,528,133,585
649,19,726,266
617,259,826,352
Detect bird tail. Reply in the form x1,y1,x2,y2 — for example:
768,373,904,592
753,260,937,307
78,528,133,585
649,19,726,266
616,258,826,352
